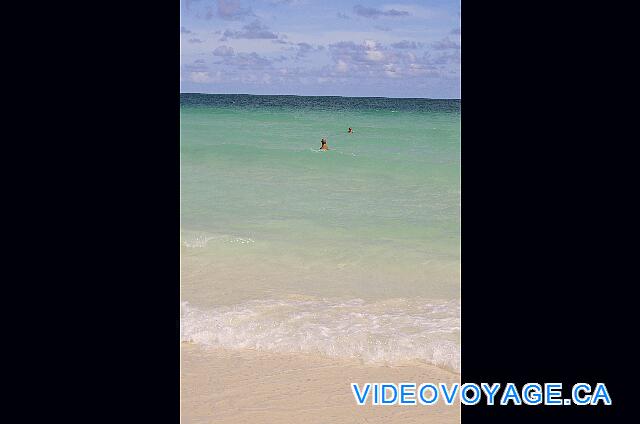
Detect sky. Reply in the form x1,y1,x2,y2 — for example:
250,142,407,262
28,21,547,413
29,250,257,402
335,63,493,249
180,0,460,98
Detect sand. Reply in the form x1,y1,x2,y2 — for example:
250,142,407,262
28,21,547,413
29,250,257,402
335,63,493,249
181,343,460,424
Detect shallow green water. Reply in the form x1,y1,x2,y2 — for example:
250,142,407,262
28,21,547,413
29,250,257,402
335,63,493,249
181,94,460,302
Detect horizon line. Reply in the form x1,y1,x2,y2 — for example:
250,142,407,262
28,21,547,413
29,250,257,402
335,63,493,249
180,92,460,101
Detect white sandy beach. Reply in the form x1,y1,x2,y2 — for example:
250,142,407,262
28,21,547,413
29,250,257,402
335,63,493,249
181,343,460,424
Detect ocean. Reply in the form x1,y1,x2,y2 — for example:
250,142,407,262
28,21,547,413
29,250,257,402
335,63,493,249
180,94,461,372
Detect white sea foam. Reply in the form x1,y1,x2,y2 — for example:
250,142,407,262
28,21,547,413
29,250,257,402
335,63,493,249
182,233,255,248
182,234,217,248
181,297,460,372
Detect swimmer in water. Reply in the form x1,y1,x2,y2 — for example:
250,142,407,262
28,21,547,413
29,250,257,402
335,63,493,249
348,127,353,134
320,138,329,150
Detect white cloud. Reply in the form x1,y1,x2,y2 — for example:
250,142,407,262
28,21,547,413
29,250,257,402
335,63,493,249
364,39,379,49
336,59,349,72
363,40,385,61
190,71,222,83
366,50,385,61
190,72,210,83
384,63,400,78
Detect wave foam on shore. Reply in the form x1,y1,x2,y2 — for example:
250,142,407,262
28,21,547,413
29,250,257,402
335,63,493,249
181,297,460,372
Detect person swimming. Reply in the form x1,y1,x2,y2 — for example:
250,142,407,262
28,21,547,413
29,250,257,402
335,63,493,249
320,138,329,150
348,127,353,133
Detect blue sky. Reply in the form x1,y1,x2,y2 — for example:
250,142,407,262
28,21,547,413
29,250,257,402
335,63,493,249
180,0,460,98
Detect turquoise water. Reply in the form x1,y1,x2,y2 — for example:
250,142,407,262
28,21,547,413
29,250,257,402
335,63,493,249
180,94,461,370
